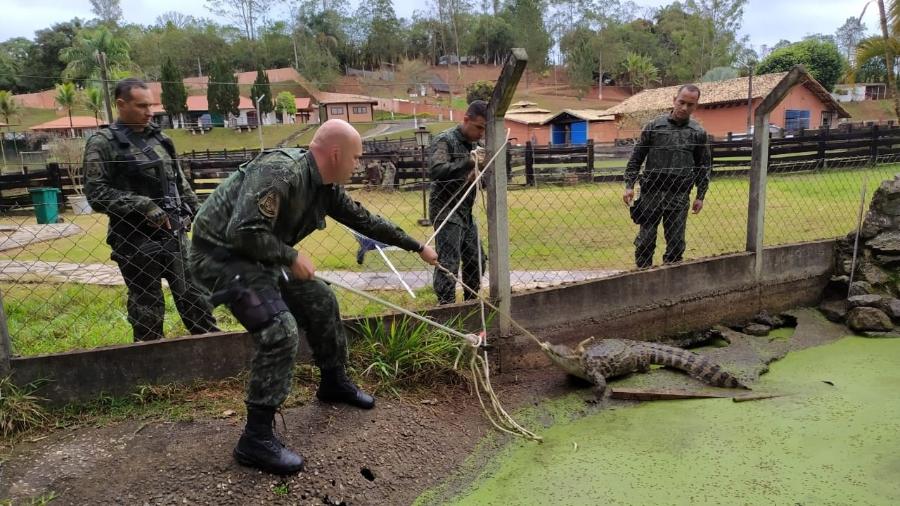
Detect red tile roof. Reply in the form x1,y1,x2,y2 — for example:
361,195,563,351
186,95,255,112
29,116,103,130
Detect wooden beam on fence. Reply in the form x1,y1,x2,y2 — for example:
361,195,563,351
747,65,807,278
486,48,527,337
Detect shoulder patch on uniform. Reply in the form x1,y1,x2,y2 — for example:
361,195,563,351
258,190,280,218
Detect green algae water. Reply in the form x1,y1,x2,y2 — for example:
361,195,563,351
429,337,900,505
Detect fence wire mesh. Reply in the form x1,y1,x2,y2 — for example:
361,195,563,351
1,149,897,358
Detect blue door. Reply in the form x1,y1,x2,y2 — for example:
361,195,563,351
551,124,567,145
570,121,588,144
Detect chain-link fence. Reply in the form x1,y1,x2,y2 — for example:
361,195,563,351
2,149,897,357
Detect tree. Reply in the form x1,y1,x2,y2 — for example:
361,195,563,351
275,91,297,123
757,38,845,91
89,0,123,26
835,17,867,64
624,52,659,91
502,0,552,71
83,88,104,125
205,0,280,40
20,19,84,92
251,67,274,117
0,38,33,92
207,60,239,121
55,83,78,138
59,27,132,82
855,0,900,119
466,81,494,103
160,57,188,126
0,90,20,125
684,0,748,78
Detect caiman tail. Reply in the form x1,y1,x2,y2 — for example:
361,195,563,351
640,342,750,390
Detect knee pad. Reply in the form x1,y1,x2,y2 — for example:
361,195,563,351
228,286,289,332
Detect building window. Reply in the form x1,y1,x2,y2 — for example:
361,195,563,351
352,106,368,114
822,111,836,129
330,106,345,115
784,109,810,132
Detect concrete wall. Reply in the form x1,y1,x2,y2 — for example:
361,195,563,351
10,241,834,405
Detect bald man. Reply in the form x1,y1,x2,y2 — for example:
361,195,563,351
190,119,438,475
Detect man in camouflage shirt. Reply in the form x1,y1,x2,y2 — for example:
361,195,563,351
84,78,218,342
190,119,438,475
428,101,487,304
623,84,711,269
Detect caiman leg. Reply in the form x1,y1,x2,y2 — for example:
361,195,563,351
588,369,610,400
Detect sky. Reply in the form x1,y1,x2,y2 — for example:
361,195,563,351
0,0,885,53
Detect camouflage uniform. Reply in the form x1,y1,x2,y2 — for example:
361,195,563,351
189,148,422,409
84,121,218,342
625,115,711,268
428,126,484,304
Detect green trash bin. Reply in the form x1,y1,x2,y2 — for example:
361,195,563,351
29,187,61,224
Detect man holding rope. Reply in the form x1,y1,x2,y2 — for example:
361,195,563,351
428,100,488,305
189,119,438,475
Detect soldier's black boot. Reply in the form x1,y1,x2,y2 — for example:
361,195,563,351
233,406,304,475
316,366,375,409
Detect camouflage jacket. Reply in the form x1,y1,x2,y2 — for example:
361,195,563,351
192,148,422,267
84,121,199,250
428,126,477,226
624,114,711,200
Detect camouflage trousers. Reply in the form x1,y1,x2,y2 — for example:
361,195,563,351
634,191,690,269
113,234,217,342
433,220,485,305
190,247,348,409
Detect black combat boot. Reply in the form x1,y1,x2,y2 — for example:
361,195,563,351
233,405,305,475
316,366,375,409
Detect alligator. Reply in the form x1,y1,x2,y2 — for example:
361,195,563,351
541,337,750,398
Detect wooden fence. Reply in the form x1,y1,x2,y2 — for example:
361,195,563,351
4,126,899,211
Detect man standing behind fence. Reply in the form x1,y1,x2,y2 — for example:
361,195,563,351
429,100,487,304
623,85,711,269
83,78,218,342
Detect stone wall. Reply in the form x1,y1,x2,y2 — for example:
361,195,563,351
824,174,900,333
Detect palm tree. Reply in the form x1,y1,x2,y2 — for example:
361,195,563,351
55,83,78,138
59,27,132,82
624,53,660,93
855,0,900,120
83,88,104,126
0,90,19,126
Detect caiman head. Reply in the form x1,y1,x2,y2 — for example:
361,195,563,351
540,337,595,381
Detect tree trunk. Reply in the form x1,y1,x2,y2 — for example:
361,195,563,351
878,0,900,120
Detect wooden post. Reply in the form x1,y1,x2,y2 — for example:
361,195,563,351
817,127,828,170
485,48,528,337
525,141,535,186
0,288,11,377
870,124,880,165
748,65,807,278
586,139,595,179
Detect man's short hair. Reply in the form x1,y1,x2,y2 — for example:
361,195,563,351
676,84,701,100
114,78,149,101
466,100,488,120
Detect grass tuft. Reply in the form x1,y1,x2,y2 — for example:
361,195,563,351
0,376,50,438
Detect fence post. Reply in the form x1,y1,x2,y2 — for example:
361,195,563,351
485,48,527,338
0,288,11,377
817,127,828,170
505,145,512,180
747,66,806,279
870,124,880,165
586,139,595,179
727,132,733,142
524,141,535,186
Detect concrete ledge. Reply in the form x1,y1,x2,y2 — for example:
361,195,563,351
10,241,835,404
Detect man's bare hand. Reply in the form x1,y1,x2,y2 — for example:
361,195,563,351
290,252,316,280
146,207,171,229
419,245,438,265
473,147,486,166
623,188,635,205
692,199,704,214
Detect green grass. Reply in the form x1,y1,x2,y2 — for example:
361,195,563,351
168,124,302,153
0,376,50,438
2,165,896,355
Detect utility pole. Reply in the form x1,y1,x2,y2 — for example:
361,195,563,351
197,57,203,78
746,63,754,135
97,51,114,124
598,53,603,101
